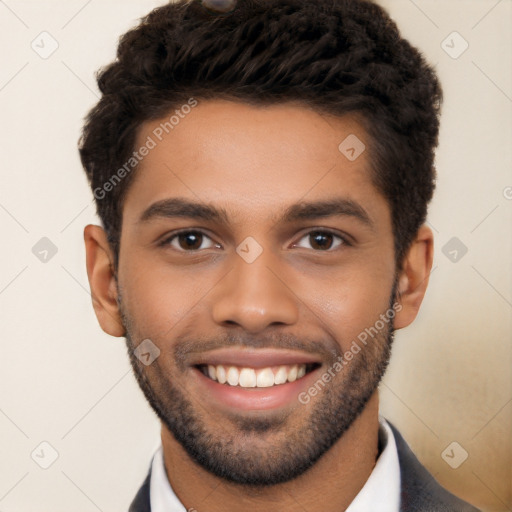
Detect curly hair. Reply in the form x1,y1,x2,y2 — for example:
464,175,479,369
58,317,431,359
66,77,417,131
78,0,442,269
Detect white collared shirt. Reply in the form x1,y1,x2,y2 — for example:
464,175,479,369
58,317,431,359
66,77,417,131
150,416,401,512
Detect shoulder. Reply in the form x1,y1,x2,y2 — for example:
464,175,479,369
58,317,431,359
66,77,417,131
128,423,482,512
128,464,152,512
386,421,481,512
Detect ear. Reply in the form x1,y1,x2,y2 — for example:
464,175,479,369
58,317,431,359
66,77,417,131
394,225,434,329
83,224,125,337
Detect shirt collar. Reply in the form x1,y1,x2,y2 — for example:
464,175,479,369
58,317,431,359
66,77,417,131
149,443,187,512
150,416,400,512
345,415,401,512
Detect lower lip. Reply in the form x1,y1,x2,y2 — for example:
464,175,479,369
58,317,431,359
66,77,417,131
192,366,322,411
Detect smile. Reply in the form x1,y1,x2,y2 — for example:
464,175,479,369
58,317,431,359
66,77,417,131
190,348,324,410
196,363,320,388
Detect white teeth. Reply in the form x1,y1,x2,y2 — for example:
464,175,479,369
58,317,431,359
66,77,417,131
216,364,227,384
274,366,288,385
202,363,310,387
287,364,298,382
226,366,239,386
239,368,256,387
256,368,274,387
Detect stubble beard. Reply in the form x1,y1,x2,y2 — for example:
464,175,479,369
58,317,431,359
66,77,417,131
119,293,395,487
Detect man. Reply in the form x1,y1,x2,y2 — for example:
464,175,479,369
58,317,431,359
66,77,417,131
78,0,481,510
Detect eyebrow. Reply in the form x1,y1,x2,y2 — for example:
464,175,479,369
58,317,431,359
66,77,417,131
138,198,230,224
281,198,373,228
138,197,373,228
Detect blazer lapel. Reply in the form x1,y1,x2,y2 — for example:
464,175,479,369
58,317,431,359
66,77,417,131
388,421,480,512
129,464,152,512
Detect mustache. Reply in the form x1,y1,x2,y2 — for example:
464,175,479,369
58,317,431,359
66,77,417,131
172,331,342,370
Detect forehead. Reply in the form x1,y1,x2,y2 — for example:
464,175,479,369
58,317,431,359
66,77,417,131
122,99,387,226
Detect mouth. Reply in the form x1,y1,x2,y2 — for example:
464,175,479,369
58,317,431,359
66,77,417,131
195,362,321,388
189,349,324,411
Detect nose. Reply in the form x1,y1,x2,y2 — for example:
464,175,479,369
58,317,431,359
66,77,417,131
211,249,299,333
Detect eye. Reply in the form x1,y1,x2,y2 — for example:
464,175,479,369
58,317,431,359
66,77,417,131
160,230,221,251
293,230,347,251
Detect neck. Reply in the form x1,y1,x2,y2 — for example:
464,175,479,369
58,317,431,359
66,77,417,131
161,391,380,512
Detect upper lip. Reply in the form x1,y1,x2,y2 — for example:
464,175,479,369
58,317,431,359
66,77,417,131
191,348,323,368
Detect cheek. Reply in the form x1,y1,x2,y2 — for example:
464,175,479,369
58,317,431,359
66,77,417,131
119,256,212,338
298,263,395,349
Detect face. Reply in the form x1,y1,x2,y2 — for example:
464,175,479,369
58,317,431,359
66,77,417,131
115,100,398,485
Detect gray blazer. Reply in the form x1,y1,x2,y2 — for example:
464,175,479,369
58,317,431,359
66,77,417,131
128,421,481,511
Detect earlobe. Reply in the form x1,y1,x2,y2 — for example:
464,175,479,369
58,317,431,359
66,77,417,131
394,225,434,330
83,224,125,337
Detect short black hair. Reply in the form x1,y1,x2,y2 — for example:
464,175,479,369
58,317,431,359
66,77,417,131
79,0,442,269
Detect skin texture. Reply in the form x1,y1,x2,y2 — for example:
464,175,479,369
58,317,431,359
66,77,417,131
84,100,433,512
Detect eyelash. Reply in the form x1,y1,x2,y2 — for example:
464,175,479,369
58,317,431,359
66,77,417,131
158,229,351,252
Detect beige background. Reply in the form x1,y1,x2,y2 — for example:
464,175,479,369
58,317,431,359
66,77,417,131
0,0,510,510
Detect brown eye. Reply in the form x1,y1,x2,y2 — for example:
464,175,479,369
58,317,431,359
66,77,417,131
309,231,334,250
294,230,346,251
178,232,203,250
161,230,220,251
